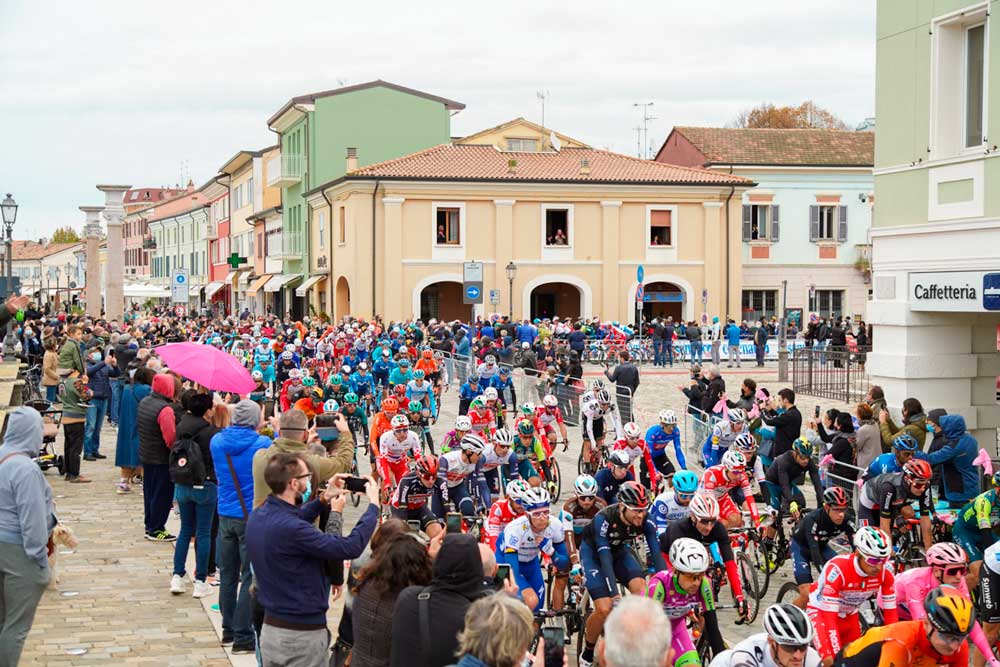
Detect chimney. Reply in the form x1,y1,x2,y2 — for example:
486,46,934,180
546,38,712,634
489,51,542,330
507,158,518,174
186,179,195,192
579,158,591,175
346,147,358,173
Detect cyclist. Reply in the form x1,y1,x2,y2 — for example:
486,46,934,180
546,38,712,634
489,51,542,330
441,415,472,454
732,431,766,497
581,387,624,473
292,387,326,422
659,493,749,622
535,394,569,449
700,450,759,529
481,387,502,432
651,469,699,535
834,587,972,667
348,362,376,404
614,421,659,491
377,414,422,496
388,357,413,388
789,487,856,609
806,526,897,667
703,407,749,468
496,487,569,612
512,419,550,490
458,373,484,416
414,348,439,386
434,432,488,518
864,433,918,478
278,368,304,412
710,604,820,667
325,373,352,405
484,479,530,550
467,397,495,441
371,348,395,393
389,454,444,539
978,540,1000,667
490,366,517,416
405,370,438,421
369,397,400,464
248,370,269,405
858,459,934,551
405,399,435,455
647,538,725,667
645,409,687,485
952,471,1000,562
476,354,501,382
553,474,608,609
578,482,666,667
763,437,824,547
595,449,636,505
339,392,369,449
479,427,520,502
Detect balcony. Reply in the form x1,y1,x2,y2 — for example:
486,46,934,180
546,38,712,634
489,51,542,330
854,243,872,283
266,154,304,188
267,231,304,260
142,237,156,250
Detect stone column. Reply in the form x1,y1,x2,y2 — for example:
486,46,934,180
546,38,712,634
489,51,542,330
79,206,104,317
382,197,404,319
97,185,130,322
601,201,622,321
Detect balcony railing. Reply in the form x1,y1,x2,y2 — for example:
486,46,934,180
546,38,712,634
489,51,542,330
266,154,304,188
142,237,156,250
269,230,304,259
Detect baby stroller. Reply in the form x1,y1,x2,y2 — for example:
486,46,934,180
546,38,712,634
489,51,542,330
26,399,64,475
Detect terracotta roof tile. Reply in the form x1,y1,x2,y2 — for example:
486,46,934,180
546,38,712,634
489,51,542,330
347,144,751,185
670,127,874,167
12,241,82,261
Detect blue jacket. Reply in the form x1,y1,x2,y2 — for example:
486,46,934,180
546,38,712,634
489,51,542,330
918,414,979,504
85,360,121,399
211,426,272,519
866,452,902,478
455,336,471,359
725,324,741,346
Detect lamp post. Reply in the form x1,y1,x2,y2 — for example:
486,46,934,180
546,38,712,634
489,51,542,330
778,279,789,381
1,194,18,293
505,261,517,320
53,267,61,311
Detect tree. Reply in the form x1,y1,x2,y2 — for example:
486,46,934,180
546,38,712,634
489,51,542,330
731,100,849,130
50,226,81,243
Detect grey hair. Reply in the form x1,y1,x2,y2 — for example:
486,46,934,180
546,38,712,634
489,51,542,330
703,363,720,378
455,594,533,667
602,596,672,667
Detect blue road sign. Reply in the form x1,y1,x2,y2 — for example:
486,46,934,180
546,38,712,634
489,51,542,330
984,273,1000,311
466,285,481,300
637,265,644,283
636,285,644,302
175,274,186,284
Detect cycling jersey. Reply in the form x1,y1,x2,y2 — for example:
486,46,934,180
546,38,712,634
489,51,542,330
859,471,930,520
834,620,967,667
651,490,691,535
479,445,519,478
953,488,1000,561
497,513,570,611
864,453,903,478
558,495,607,547
458,381,484,403
341,406,368,433
388,367,413,387
534,406,565,431
378,430,421,463
368,411,395,455
647,568,724,667
485,498,523,550
389,472,435,510
700,464,758,523
613,437,658,489
659,518,742,600
703,420,747,468
710,634,821,667
644,423,687,470
468,408,495,437
581,505,666,594
476,362,500,381
349,371,376,397
764,451,824,512
792,508,856,571
581,394,624,444
404,380,437,417
437,449,483,488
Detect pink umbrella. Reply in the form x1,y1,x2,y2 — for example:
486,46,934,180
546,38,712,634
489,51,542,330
154,342,256,394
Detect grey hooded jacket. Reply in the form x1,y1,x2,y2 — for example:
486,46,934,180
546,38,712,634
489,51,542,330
0,407,56,568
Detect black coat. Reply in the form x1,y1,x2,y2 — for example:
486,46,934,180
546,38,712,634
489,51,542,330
761,406,802,459
175,413,220,483
701,376,725,413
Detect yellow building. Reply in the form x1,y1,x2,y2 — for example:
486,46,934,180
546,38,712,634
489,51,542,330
305,119,753,322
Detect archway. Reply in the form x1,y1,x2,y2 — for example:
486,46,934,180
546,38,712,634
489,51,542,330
641,282,684,322
529,282,582,321
335,276,350,320
419,281,465,322
626,273,694,323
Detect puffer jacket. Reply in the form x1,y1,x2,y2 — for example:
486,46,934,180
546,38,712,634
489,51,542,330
879,410,927,451
85,359,121,399
211,425,271,519
918,414,980,505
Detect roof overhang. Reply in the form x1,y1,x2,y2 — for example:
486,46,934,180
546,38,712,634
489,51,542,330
200,176,229,199
268,104,313,134
247,205,282,223
218,150,260,175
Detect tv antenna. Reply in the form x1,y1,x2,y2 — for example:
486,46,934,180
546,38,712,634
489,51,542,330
537,90,549,130
633,102,656,159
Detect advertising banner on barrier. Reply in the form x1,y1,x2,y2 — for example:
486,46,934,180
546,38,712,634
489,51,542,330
666,338,807,361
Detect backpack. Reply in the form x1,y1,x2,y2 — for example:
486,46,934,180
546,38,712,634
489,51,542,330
169,435,207,486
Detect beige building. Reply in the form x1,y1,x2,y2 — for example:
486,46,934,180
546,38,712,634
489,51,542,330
304,119,753,323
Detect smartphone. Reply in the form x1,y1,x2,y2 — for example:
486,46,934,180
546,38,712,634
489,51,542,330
814,404,821,419
406,520,422,533
445,512,463,533
493,563,511,590
541,627,565,667
344,476,368,494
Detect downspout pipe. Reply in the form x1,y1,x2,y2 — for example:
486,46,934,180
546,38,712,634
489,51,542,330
321,188,335,315
724,168,735,319
371,179,381,320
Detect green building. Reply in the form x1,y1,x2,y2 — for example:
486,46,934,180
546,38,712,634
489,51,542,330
872,1,999,444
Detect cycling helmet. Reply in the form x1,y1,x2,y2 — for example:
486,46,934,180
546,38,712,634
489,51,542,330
493,428,514,446
926,542,968,568
596,389,612,404
382,397,399,412
506,479,531,502
407,400,423,412
468,373,480,384
669,538,710,574
573,474,598,497
609,450,631,467
282,350,293,360
591,379,605,390
903,458,932,482
413,370,425,380
892,433,918,452
469,397,485,410
251,370,263,380
301,377,316,387
393,384,407,397
289,369,302,379
520,402,534,415
658,409,678,425
542,394,558,408
381,348,390,358
343,392,359,405
358,362,368,371
422,349,433,359
721,449,747,473
398,346,408,355
763,604,815,645
484,355,496,364
483,387,498,401
924,586,976,636
517,420,535,436
413,454,439,478
822,486,850,507
499,366,510,375
992,471,1000,489
341,364,352,375
330,374,344,385
672,470,699,494
854,526,892,559
791,436,812,458
728,408,747,424
688,493,720,520
455,415,472,431
390,414,410,430
623,422,642,439
323,400,340,413
520,486,552,512
460,433,487,454
733,432,757,454
617,481,649,510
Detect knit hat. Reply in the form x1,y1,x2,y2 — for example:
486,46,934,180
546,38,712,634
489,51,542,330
927,408,947,426
232,400,261,428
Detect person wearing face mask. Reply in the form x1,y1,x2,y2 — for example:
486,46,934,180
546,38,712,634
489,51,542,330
82,348,120,461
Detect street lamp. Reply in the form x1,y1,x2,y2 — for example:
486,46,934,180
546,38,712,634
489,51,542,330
505,261,517,319
1,194,18,291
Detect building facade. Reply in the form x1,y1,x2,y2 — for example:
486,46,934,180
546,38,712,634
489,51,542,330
147,189,209,310
219,147,274,314
656,127,874,326
11,241,84,308
871,0,1000,444
122,186,188,278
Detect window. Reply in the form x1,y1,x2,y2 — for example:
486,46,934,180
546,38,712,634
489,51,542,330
338,207,346,244
966,23,986,148
318,211,326,249
811,289,844,320
649,209,672,246
809,205,846,242
247,178,254,207
817,206,835,240
931,7,989,158
436,207,460,245
744,205,775,241
544,208,570,246
506,138,537,152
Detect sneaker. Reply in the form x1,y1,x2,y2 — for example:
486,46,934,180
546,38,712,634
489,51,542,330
578,657,593,667
93,453,107,460
83,455,97,461
170,574,186,595
221,632,234,645
116,483,131,494
231,642,255,654
192,580,211,599
67,475,92,483
146,530,176,542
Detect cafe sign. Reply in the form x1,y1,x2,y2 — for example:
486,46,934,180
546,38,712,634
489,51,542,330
909,270,1000,312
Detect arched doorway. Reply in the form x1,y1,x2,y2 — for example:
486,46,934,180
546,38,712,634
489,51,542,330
335,277,350,320
419,281,465,322
529,282,582,320
641,282,684,322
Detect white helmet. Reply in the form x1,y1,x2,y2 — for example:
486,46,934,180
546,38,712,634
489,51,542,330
608,450,631,467
764,604,815,645
728,408,747,424
455,415,472,431
733,432,758,454
658,409,678,425
854,526,891,560
251,370,263,380
289,369,302,379
721,450,747,473
688,493,719,521
573,474,598,497
542,394,558,407
484,387,498,401
520,486,551,511
390,414,410,429
493,428,514,446
506,479,531,501
668,538,710,574
460,433,487,454
623,422,642,439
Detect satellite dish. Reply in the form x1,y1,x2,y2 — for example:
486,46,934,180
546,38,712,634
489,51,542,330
69,281,77,289
549,131,561,152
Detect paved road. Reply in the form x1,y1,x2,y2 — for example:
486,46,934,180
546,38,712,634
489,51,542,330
25,361,849,665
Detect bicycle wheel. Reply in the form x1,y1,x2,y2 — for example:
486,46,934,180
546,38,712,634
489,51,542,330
749,536,772,598
350,457,361,507
577,450,589,476
697,632,727,667
548,458,562,501
776,581,802,608
736,552,760,624
575,590,593,667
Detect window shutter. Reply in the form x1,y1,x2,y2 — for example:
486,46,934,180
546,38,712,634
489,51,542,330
770,205,780,242
809,205,819,242
742,205,752,241
837,205,848,242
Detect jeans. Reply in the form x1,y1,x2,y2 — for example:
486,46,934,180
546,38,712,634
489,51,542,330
218,516,254,646
45,385,58,403
84,396,109,456
652,340,665,366
692,341,704,364
173,483,218,581
816,339,829,364
110,379,123,425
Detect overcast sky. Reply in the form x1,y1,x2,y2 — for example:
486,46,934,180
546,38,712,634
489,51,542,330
0,0,874,239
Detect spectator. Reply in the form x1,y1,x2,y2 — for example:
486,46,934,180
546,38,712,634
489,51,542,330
709,316,722,365
110,333,138,426
918,413,979,508
760,388,802,459
604,349,640,422
169,392,220,598
699,364,725,415
680,364,707,416
597,595,673,667
515,342,538,376
650,318,666,367
724,319,742,368
248,453,378,667
82,348,120,461
725,378,756,412
0,407,54,666
925,409,949,501
752,320,768,367
865,385,888,418
210,399,271,654
854,403,881,472
390,533,490,667
685,321,702,364
878,396,927,450
824,412,858,489
137,373,178,540
60,371,91,483
41,337,59,403
451,595,536,667
57,324,85,377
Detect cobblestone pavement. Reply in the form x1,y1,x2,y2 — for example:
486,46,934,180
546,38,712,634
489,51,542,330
26,360,852,665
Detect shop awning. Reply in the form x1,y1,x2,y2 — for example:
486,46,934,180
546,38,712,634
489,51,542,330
204,282,226,299
242,271,256,286
189,285,202,297
295,275,325,297
247,274,273,295
124,284,170,298
264,274,302,293
224,271,238,283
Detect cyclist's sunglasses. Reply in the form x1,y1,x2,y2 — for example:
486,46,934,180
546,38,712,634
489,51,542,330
527,509,550,519
777,643,810,654
495,443,511,449
622,504,648,513
695,517,716,526
937,565,968,577
935,630,969,645
675,492,695,501
862,556,888,566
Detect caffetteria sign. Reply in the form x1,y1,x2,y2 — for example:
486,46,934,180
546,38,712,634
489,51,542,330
909,270,1000,312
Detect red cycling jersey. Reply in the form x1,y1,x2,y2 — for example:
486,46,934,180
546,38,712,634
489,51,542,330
613,437,658,490
484,498,523,550
699,465,757,523
534,406,565,429
468,408,495,438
